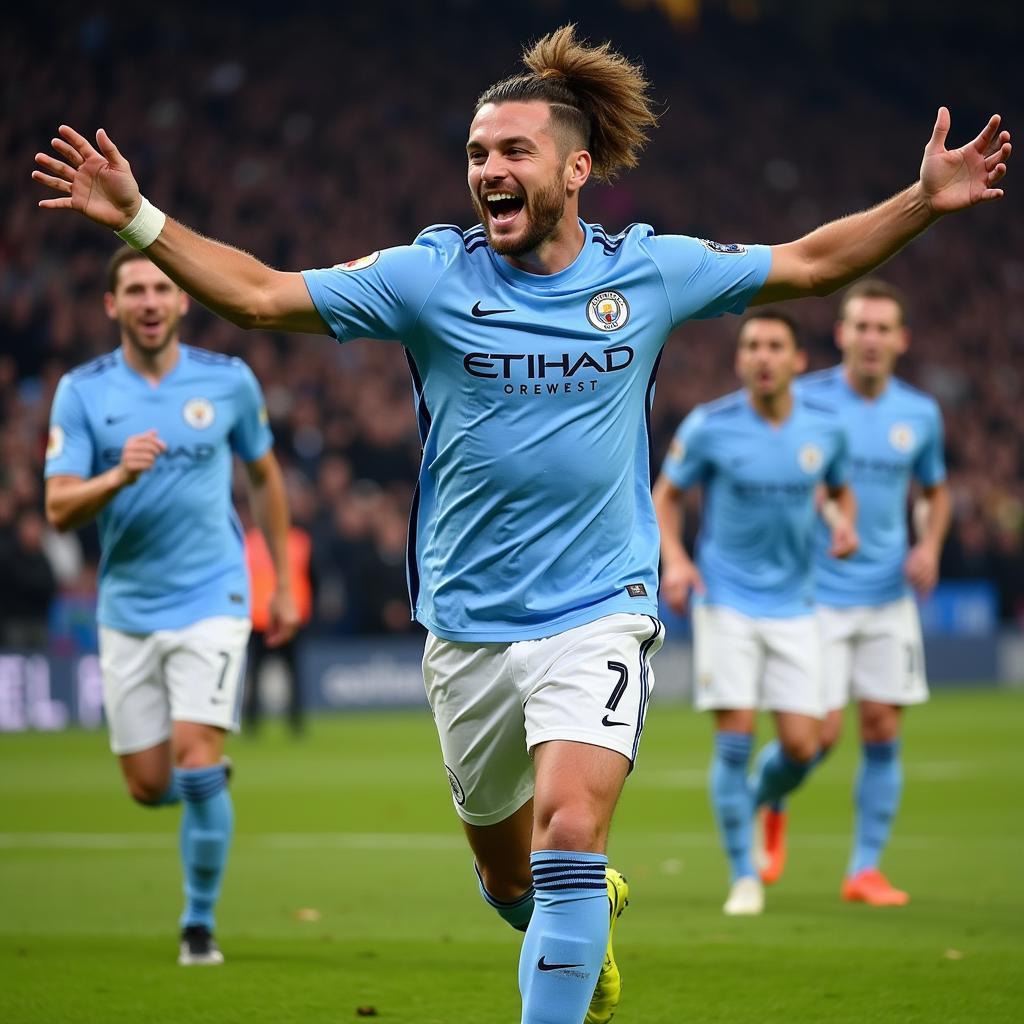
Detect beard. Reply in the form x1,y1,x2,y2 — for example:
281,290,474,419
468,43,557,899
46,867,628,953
473,174,567,258
124,319,178,359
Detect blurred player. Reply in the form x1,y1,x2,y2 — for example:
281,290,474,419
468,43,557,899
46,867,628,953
758,280,950,906
43,247,300,964
653,311,857,915
34,21,1009,1023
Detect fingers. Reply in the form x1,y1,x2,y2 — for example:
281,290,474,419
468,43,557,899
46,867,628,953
971,113,1002,152
927,106,951,151
57,124,96,159
984,139,1012,170
95,127,126,166
36,151,76,179
52,137,84,168
31,169,72,194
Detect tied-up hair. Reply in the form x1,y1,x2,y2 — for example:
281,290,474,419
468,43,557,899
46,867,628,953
474,24,658,183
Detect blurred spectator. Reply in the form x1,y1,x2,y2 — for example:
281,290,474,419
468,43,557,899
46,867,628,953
0,508,58,648
243,516,314,735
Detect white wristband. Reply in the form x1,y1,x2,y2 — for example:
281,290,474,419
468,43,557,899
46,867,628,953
115,197,166,250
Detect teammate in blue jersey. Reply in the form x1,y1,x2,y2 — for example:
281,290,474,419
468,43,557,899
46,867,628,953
44,246,300,965
653,310,858,915
34,21,1009,1023
758,279,950,907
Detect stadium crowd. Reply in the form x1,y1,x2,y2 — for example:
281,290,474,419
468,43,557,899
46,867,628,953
2,1,1022,643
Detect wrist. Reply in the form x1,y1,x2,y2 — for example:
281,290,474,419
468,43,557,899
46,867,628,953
115,196,166,250
908,180,943,223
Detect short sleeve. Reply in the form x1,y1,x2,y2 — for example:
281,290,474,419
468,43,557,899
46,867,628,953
661,409,711,489
301,235,451,343
913,402,947,487
44,375,95,479
229,361,274,462
642,235,772,326
823,424,849,488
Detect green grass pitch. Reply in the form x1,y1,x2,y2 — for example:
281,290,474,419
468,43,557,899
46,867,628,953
2,687,1022,1023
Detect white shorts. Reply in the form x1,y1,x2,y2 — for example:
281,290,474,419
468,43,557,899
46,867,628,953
422,613,664,826
98,616,251,755
693,604,824,718
818,597,929,710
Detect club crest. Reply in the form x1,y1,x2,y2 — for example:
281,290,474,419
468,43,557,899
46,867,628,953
183,398,216,430
335,252,381,272
587,290,630,332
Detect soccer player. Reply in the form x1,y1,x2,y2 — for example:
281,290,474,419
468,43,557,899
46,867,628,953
43,246,300,965
33,23,1009,1023
653,310,858,915
758,279,951,906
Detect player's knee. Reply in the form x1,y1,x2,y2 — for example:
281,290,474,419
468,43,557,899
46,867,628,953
533,802,604,852
860,705,900,743
174,737,223,770
127,777,169,806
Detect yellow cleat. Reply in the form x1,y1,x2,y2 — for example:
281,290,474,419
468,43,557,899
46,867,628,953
584,868,629,1024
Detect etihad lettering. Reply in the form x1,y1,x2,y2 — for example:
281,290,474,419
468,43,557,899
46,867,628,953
102,444,217,466
464,346,634,380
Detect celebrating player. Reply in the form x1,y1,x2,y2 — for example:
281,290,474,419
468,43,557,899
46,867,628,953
33,22,1009,1023
44,247,300,965
653,311,857,915
757,279,950,906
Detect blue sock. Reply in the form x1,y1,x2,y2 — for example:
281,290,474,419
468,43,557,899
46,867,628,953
849,740,902,876
710,732,756,882
177,764,233,931
751,739,816,809
519,850,609,1024
768,744,832,813
475,863,535,932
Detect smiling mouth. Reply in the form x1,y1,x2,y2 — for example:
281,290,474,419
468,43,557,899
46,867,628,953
484,192,525,225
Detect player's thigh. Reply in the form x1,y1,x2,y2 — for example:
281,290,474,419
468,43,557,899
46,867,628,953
517,613,664,768
162,616,252,732
693,604,762,712
816,605,858,711
850,597,929,706
98,625,172,755
422,633,534,827
760,614,825,718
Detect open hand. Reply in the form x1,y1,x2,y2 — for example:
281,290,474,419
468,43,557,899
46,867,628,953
33,126,142,229
921,108,1011,214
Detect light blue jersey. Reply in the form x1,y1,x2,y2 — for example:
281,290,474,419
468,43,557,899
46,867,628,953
45,345,273,632
303,222,771,641
662,390,848,618
798,366,946,607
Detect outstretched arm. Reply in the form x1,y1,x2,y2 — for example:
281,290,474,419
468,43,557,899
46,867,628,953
753,108,1012,304
33,126,328,334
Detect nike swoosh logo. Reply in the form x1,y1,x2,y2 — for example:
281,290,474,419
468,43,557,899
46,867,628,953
537,957,585,972
105,414,130,425
602,715,630,727
210,697,228,706
471,301,515,318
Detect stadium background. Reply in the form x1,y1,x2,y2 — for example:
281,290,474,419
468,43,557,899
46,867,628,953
2,0,1022,722
2,3,1023,1022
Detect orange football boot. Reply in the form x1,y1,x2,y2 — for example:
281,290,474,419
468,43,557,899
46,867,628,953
841,868,909,906
758,808,788,886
